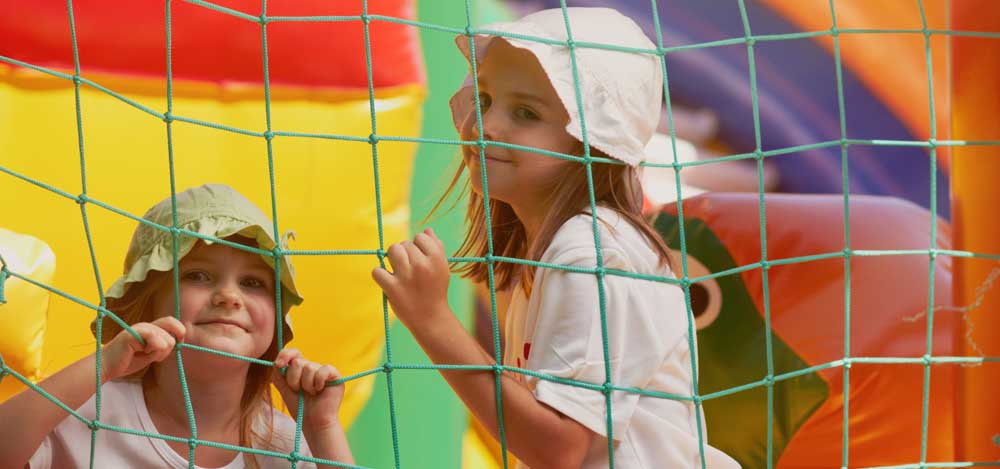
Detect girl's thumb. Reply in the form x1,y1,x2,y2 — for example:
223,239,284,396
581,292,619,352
272,373,298,407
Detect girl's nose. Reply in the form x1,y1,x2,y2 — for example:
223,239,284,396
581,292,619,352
212,284,242,309
467,106,500,143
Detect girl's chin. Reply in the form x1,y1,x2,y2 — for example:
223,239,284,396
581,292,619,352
469,185,514,204
469,182,483,195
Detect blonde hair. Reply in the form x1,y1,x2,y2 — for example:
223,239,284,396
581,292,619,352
435,145,672,295
100,237,283,469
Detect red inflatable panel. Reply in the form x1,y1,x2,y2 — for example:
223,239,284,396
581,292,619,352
665,193,957,466
0,0,424,90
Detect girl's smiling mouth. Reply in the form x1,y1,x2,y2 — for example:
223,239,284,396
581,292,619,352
195,318,249,332
465,151,512,165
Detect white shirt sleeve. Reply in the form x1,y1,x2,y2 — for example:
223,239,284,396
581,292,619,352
264,408,315,467
27,434,53,469
526,240,686,442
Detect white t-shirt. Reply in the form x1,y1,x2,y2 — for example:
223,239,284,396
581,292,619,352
505,207,739,468
29,379,314,469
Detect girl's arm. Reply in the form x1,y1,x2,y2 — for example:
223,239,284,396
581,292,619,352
0,352,102,469
300,423,352,469
0,317,184,468
272,349,355,468
372,229,592,469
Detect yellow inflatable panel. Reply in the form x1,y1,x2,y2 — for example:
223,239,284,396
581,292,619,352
461,423,500,469
462,414,513,469
0,65,423,426
0,228,55,401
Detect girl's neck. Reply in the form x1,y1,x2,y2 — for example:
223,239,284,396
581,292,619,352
510,203,544,248
143,355,249,438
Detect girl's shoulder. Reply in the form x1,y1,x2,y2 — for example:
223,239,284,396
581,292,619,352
543,206,663,274
82,378,143,419
547,206,625,250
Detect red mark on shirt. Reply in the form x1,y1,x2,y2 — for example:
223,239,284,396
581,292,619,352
523,343,532,361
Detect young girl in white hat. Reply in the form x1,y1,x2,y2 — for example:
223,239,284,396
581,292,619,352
373,7,738,469
0,184,354,468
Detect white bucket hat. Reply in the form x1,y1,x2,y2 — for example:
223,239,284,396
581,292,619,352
95,183,301,342
449,7,663,166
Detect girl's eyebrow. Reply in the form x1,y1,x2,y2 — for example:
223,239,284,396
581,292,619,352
181,252,212,264
181,253,273,276
510,91,550,109
476,78,549,110
248,264,276,278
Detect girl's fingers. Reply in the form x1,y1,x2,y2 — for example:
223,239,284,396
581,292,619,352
300,362,320,394
285,357,304,392
273,350,343,395
127,324,156,352
371,267,396,292
152,316,186,343
271,369,291,392
153,328,177,362
134,324,168,354
273,348,302,368
119,319,183,368
423,227,441,243
317,365,340,391
385,243,410,274
140,330,163,354
402,240,423,262
413,232,439,257
426,228,445,248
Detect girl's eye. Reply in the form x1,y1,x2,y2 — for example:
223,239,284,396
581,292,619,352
476,93,492,110
183,271,210,282
241,277,267,290
514,107,538,121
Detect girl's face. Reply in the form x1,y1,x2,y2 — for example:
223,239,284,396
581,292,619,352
152,239,277,361
460,40,579,209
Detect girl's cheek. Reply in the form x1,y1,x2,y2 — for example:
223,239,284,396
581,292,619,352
176,294,204,321
468,174,484,194
460,114,479,141
251,301,278,328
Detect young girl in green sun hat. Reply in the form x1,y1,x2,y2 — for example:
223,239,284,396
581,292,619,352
1,183,353,468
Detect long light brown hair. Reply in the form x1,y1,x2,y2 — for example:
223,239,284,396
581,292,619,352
435,144,672,294
99,239,283,469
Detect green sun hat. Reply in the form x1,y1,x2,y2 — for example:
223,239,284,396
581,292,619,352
98,183,302,342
